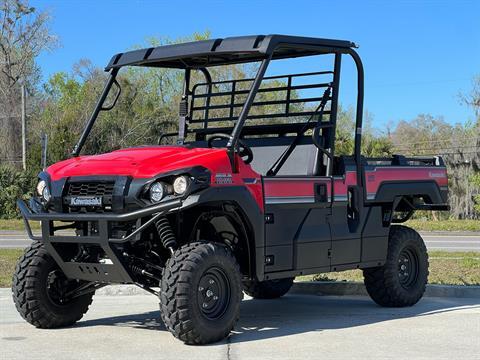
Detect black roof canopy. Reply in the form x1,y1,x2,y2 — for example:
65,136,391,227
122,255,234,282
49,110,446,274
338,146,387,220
105,34,357,70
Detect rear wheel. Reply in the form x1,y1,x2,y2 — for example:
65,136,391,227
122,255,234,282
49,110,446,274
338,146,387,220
243,278,294,299
363,225,428,307
159,242,242,344
12,242,94,328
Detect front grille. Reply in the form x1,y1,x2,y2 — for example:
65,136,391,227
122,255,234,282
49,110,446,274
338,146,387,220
67,182,115,197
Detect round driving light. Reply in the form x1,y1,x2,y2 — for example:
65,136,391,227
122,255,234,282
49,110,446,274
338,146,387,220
36,180,46,196
149,182,165,202
173,176,188,195
43,186,51,202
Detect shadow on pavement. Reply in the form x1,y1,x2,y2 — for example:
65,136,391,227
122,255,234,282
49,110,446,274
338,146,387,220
77,311,165,331
230,295,480,343
75,294,480,343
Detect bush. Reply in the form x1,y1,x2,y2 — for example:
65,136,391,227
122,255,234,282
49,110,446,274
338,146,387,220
0,165,36,219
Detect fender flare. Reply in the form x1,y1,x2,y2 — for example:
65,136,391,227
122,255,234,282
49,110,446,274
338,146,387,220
372,180,445,205
179,186,265,280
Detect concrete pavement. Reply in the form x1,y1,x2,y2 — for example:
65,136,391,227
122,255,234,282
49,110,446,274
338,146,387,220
2,230,479,251
1,288,479,359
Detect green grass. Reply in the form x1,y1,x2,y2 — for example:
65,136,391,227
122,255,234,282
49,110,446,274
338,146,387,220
297,251,480,286
1,248,479,288
405,219,480,232
0,219,40,231
0,248,22,287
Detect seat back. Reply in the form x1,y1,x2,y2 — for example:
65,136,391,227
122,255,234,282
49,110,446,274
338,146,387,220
189,136,320,176
246,137,319,176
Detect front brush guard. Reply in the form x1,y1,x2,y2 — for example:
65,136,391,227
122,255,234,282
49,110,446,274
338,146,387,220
17,198,182,283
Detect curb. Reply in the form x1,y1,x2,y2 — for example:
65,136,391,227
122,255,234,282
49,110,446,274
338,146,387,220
291,281,368,296
291,281,480,299
3,283,478,298
91,282,480,299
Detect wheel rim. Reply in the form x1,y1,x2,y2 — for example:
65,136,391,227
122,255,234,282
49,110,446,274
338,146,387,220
397,247,419,289
46,270,77,305
197,266,231,320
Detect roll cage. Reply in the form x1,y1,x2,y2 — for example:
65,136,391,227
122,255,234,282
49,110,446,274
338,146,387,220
72,34,364,185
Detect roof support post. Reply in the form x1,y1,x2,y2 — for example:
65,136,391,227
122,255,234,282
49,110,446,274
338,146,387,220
347,49,365,190
228,56,271,150
177,68,191,145
325,52,342,176
72,68,119,156
198,68,212,129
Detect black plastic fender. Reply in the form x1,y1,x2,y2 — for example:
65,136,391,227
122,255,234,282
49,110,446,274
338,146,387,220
180,186,265,280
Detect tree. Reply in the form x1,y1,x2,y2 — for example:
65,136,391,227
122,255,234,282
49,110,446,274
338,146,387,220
461,75,480,217
391,114,453,156
0,0,56,165
460,75,480,118
334,106,393,157
390,82,480,219
470,173,480,214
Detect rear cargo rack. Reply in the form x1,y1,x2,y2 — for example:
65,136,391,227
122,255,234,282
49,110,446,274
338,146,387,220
188,71,336,140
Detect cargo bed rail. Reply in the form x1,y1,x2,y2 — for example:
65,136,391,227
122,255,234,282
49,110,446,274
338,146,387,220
365,155,445,167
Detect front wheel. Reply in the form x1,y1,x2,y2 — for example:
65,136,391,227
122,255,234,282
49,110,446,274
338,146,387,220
363,225,429,307
159,242,242,345
12,242,94,328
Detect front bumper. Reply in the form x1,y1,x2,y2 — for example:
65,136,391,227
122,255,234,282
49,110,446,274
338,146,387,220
17,198,182,283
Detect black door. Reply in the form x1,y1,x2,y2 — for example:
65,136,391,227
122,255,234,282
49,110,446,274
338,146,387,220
263,176,332,274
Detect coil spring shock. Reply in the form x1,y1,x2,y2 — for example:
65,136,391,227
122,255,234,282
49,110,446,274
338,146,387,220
129,263,156,280
155,216,177,253
130,264,144,276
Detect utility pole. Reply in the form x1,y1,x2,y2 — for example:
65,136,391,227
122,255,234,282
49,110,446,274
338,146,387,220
41,133,48,169
21,85,27,171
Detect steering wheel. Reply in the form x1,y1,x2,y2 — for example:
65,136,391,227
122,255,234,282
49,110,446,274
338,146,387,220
207,133,253,164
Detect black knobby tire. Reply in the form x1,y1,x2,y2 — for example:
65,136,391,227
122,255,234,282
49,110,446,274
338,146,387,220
159,242,242,345
243,278,294,299
12,241,94,328
363,225,429,307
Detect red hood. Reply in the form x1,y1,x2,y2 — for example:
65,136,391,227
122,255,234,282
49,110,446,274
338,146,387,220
46,146,233,181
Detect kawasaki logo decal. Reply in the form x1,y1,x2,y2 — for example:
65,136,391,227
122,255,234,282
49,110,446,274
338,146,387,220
70,196,102,207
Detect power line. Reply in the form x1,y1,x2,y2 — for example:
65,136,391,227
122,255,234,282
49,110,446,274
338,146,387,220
394,146,479,153
392,151,479,156
391,137,479,146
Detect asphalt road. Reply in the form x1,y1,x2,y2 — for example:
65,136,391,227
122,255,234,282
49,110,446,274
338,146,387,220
1,231,479,251
1,289,479,359
422,233,480,252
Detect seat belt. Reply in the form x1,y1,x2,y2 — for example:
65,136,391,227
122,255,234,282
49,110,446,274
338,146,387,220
266,84,332,176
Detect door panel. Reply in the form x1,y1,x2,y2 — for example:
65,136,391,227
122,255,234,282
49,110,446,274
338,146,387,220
263,177,332,273
294,208,331,269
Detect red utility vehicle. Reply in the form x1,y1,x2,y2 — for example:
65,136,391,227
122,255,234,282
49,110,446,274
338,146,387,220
14,35,449,344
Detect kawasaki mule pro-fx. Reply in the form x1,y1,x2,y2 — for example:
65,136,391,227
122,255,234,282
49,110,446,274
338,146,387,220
14,35,449,344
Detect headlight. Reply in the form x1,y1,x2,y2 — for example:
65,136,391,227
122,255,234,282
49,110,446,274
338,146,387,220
36,180,46,196
173,176,188,195
149,182,165,202
36,180,51,202
43,186,51,202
